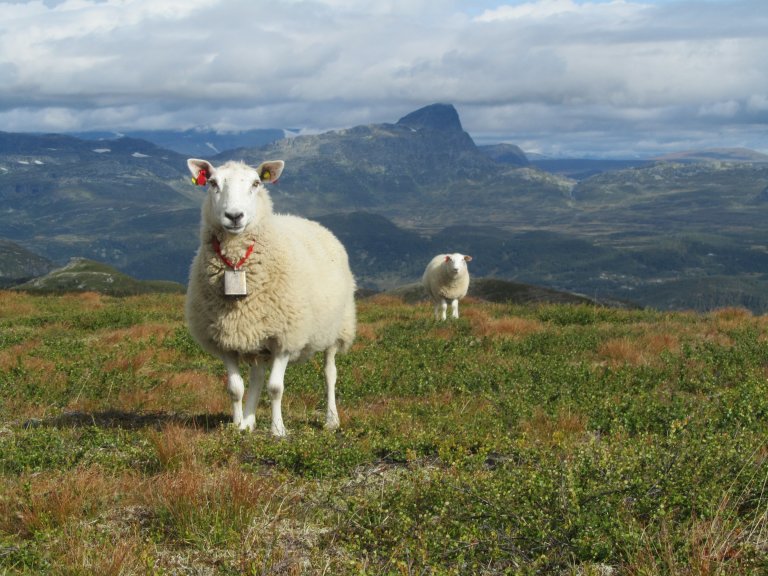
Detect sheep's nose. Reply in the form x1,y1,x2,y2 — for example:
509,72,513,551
225,211,244,225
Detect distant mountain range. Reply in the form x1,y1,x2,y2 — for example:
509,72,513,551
70,128,285,157
3,103,768,312
0,130,198,283
654,148,768,164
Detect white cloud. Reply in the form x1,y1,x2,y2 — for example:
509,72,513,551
0,0,765,157
698,100,741,119
747,95,768,113
474,0,643,22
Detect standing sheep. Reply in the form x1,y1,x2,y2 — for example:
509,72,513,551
185,158,356,436
422,253,473,320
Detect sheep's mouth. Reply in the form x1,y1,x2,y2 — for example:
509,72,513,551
224,224,246,234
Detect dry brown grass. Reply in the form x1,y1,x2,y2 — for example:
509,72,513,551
58,525,143,576
354,322,378,343
148,422,204,470
0,467,139,537
0,458,303,574
0,445,306,572
60,291,105,310
519,407,588,448
364,294,406,308
431,324,457,340
465,307,544,339
597,329,680,367
0,341,41,370
101,322,175,345
597,338,648,366
0,291,38,318
112,369,223,414
708,306,753,323
144,462,296,531
104,348,156,374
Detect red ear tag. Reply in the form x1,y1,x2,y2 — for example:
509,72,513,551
195,169,208,186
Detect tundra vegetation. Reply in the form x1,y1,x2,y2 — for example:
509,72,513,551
0,291,766,575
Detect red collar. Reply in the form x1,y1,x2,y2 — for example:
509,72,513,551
212,237,255,270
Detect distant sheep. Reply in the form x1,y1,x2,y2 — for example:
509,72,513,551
422,253,473,320
185,159,356,436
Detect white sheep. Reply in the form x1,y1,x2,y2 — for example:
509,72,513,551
185,158,356,436
422,253,473,320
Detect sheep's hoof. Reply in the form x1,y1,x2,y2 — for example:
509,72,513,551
271,423,287,437
239,416,255,432
325,415,340,430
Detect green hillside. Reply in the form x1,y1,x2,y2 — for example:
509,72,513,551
13,258,184,296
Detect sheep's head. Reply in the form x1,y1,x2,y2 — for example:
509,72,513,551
444,253,472,274
187,158,284,235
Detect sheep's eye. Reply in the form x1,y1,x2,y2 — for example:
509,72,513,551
208,180,219,192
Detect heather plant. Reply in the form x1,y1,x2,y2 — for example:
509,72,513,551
0,291,765,574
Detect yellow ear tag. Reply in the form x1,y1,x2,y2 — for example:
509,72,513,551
262,170,271,181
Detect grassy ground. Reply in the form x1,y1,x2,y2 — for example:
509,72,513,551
0,291,766,575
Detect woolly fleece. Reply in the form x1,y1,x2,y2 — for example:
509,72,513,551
185,164,356,364
422,253,471,302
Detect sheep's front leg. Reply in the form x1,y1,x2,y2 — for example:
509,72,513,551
324,346,340,430
434,299,448,321
451,298,460,319
240,362,265,431
223,354,244,427
267,351,290,437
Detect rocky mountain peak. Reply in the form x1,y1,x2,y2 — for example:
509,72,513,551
396,103,463,132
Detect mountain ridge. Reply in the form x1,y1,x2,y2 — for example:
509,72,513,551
3,103,768,311
654,147,768,163
69,128,285,157
0,239,55,287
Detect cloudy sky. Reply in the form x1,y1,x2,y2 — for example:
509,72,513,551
0,0,766,158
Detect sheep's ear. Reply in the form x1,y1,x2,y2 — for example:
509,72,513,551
464,255,473,262
187,158,214,179
258,160,284,184
187,159,215,186
444,255,451,262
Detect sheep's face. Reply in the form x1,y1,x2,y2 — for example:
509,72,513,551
187,159,284,235
444,253,472,275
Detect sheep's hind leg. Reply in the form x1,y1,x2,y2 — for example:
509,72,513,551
241,362,265,431
324,346,340,430
267,351,290,437
223,354,244,427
